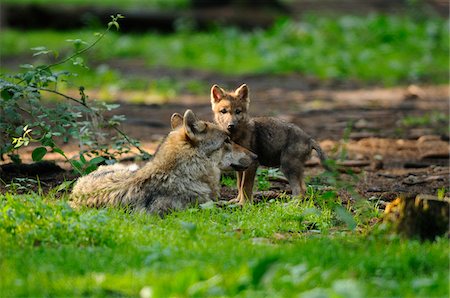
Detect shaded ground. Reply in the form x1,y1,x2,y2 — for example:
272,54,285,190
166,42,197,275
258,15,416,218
1,66,449,207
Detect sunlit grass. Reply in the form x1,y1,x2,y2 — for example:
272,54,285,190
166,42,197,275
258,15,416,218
0,191,448,297
1,14,448,87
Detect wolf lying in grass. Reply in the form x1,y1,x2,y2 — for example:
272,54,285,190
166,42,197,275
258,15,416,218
70,109,257,216
211,84,329,204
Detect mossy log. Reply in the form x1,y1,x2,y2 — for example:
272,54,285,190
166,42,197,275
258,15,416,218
384,195,449,241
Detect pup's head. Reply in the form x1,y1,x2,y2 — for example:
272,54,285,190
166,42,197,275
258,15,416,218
171,110,257,171
210,84,250,133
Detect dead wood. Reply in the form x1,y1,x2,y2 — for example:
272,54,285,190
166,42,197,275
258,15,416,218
384,195,449,241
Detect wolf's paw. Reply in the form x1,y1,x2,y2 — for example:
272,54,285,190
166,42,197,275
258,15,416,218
228,197,240,204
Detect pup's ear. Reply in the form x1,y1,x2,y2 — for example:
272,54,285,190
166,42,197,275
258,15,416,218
211,84,225,104
235,84,249,102
170,113,183,129
183,109,206,141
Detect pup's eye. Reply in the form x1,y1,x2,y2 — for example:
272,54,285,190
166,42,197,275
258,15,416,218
220,109,227,114
235,109,241,115
224,137,231,144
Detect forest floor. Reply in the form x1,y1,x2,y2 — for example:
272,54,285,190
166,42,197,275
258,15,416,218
1,66,448,207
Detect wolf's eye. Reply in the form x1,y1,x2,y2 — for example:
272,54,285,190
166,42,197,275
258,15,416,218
224,137,231,144
220,109,227,114
235,109,241,115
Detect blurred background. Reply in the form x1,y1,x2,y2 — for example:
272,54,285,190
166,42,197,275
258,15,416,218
0,0,448,197
0,0,448,144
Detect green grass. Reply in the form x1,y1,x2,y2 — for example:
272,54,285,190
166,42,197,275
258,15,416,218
401,111,448,127
1,191,448,297
400,111,449,135
1,14,448,87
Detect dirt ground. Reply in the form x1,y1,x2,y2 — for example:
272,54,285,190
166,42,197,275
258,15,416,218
1,66,449,207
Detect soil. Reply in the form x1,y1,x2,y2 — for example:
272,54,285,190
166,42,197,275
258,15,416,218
1,65,449,208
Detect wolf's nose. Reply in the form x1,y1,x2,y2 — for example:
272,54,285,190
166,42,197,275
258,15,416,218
227,123,235,130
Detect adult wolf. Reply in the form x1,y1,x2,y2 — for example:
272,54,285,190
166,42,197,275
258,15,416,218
211,84,329,204
71,109,257,215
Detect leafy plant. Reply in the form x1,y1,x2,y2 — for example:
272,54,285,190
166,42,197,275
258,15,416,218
256,169,272,191
0,14,150,174
221,174,236,188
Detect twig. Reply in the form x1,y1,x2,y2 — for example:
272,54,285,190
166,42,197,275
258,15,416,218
39,88,150,157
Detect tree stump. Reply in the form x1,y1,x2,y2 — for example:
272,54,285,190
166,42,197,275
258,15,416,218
384,195,449,241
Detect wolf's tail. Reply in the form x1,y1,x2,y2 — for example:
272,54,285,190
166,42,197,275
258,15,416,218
311,139,331,171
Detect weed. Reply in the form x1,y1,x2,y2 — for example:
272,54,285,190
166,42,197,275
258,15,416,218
4,177,40,193
436,187,448,200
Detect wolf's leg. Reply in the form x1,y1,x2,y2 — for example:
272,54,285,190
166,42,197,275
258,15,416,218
281,166,306,197
230,164,257,204
238,163,257,204
229,171,244,203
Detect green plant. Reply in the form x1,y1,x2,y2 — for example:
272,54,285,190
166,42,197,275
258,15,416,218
0,191,448,297
256,169,272,191
0,14,150,174
221,174,236,188
436,187,447,200
401,111,447,127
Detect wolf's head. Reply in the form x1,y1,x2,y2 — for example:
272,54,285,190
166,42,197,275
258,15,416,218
171,110,257,171
210,84,250,133
219,140,257,171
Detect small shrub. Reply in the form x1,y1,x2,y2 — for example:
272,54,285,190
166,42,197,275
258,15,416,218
0,14,150,174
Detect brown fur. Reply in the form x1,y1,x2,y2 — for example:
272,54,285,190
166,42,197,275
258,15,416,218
70,109,257,216
211,84,329,204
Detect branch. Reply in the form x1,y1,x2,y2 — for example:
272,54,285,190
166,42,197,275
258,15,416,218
39,88,150,157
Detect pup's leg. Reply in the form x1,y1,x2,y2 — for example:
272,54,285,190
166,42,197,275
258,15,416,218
281,155,307,197
230,163,257,204
282,166,306,197
229,171,244,203
240,163,258,204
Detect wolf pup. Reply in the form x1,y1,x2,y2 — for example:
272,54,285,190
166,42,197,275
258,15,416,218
71,109,257,216
211,84,329,204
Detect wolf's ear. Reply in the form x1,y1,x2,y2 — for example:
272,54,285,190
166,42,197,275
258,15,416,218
211,84,225,104
170,113,183,129
183,110,206,141
235,84,249,102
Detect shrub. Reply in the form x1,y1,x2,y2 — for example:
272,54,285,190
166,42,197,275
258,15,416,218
0,14,150,174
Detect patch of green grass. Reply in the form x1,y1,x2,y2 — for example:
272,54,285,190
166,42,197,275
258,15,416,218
401,111,448,127
1,14,448,86
221,174,237,188
0,191,448,297
401,111,449,135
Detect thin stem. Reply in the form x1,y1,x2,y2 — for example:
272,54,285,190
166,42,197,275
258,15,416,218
43,28,109,71
39,88,149,156
15,22,113,85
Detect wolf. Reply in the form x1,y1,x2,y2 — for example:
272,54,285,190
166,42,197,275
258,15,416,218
70,109,257,216
210,84,329,204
